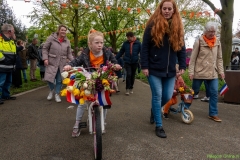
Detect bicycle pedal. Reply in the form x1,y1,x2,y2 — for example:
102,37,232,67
79,122,87,128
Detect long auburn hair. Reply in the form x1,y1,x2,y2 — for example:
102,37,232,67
146,0,184,51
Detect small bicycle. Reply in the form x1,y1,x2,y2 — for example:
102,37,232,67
161,93,194,124
79,94,107,160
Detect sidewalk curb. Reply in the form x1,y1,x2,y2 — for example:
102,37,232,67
13,85,48,97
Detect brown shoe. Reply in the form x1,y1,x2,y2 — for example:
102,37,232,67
208,116,222,122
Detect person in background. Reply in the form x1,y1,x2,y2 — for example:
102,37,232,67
38,43,45,80
116,32,141,95
12,40,24,88
42,24,74,103
18,41,28,83
27,38,40,81
231,53,239,70
141,0,186,138
0,23,17,105
188,21,225,122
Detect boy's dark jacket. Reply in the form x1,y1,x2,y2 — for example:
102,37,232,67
116,39,141,64
140,25,186,78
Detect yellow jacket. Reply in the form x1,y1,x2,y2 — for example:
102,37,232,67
0,33,16,72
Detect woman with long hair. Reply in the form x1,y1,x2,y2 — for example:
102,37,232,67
140,0,186,138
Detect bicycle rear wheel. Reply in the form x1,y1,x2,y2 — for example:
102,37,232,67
93,106,102,160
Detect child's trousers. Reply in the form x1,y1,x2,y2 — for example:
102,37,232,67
163,96,177,114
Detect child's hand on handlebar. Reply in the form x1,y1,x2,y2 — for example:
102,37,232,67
114,64,122,71
63,65,72,71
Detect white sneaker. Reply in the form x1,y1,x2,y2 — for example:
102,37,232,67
193,94,199,99
201,96,210,102
125,89,130,95
47,90,54,100
130,89,133,94
55,94,61,102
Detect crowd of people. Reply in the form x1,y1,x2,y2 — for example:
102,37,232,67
1,0,227,139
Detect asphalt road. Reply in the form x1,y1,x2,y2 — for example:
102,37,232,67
0,80,239,160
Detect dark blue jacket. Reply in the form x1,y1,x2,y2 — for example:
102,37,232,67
140,25,186,78
116,39,141,64
16,46,23,69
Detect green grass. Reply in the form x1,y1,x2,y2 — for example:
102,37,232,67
136,69,225,91
10,67,47,95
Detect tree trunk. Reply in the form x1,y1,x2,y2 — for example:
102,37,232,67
110,34,117,53
73,9,79,57
202,0,234,70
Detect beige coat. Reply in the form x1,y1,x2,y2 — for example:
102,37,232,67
42,33,74,83
188,36,224,79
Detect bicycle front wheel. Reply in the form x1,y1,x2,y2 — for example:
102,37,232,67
93,106,102,160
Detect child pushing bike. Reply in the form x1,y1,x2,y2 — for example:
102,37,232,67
162,64,194,124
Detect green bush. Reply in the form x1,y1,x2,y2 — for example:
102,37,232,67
136,69,225,91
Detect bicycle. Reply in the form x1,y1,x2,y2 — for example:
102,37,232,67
161,93,194,124
62,66,115,160
79,94,108,160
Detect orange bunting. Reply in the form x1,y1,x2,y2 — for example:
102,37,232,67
204,11,210,16
196,12,202,18
49,1,54,6
85,4,89,8
127,8,131,12
181,11,186,16
137,8,141,13
73,4,78,8
146,9,151,14
189,12,195,19
117,6,121,11
95,5,100,10
61,3,67,8
107,5,111,11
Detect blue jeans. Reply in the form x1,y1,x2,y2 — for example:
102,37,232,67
47,68,62,94
192,79,219,116
192,79,210,97
22,69,27,80
148,75,175,127
0,72,12,99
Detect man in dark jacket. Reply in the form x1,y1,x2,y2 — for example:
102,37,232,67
0,24,17,105
116,32,141,95
27,38,39,81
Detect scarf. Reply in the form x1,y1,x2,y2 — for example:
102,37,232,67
130,37,136,54
203,35,216,49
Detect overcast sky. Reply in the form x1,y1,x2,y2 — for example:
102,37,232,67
6,0,240,47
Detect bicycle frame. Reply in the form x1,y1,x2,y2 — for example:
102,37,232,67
87,100,105,134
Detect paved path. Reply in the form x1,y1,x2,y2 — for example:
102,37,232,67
0,80,239,160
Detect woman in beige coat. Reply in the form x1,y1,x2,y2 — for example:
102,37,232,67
188,22,225,122
42,24,74,102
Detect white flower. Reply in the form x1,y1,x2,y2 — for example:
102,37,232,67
61,71,69,79
84,90,91,96
83,83,88,89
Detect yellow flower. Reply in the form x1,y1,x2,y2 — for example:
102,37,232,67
79,98,85,105
73,88,80,96
102,79,110,86
179,87,185,92
62,78,71,85
67,86,74,92
60,89,67,96
80,90,85,96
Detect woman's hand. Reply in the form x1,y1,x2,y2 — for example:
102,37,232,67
114,64,122,71
142,69,149,77
189,74,193,80
44,60,48,66
63,65,72,71
220,73,225,79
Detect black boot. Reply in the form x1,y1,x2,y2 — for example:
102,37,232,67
155,126,167,138
0,99,4,105
150,109,154,124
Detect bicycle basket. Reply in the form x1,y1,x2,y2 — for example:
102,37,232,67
181,93,193,104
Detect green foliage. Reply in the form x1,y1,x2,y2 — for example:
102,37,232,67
10,68,47,95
